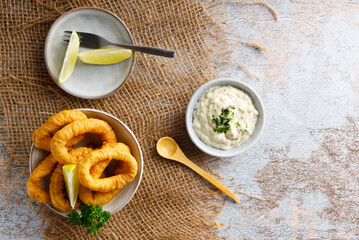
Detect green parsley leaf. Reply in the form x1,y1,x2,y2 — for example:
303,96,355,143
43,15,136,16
68,210,82,226
212,106,235,133
68,204,111,234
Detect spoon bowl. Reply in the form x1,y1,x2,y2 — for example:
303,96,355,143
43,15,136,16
157,137,178,159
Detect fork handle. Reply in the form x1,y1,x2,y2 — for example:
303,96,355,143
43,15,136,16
110,42,175,58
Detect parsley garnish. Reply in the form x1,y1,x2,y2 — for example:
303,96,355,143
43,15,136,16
68,204,111,234
212,106,235,133
235,122,245,132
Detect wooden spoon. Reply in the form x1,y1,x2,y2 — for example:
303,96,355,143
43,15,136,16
156,137,239,203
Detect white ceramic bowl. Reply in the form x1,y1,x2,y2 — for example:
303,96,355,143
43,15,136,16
186,78,265,158
45,8,135,99
29,109,143,217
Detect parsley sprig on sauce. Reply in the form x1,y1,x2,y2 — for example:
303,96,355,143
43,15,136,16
212,106,235,133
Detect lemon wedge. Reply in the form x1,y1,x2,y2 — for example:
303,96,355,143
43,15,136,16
78,48,132,65
59,30,80,84
62,164,79,209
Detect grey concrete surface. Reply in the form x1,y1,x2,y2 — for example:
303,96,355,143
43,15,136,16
217,0,359,239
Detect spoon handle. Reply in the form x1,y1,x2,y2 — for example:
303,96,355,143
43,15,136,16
183,159,239,203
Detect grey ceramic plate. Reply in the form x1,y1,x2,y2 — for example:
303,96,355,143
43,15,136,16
186,78,265,158
45,8,135,99
29,109,143,217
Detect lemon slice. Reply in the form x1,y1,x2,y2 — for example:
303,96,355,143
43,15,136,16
62,164,79,209
78,48,132,65
59,30,80,84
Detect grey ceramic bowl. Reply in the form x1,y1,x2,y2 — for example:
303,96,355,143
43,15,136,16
186,78,265,158
45,8,135,99
29,109,143,217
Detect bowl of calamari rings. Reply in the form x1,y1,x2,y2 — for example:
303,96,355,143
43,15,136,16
186,78,265,158
28,109,143,217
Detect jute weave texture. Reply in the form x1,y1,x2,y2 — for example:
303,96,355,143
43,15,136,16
1,0,229,239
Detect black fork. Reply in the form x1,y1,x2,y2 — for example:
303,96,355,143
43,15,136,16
64,31,175,58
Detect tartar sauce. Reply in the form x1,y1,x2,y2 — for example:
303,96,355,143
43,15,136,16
192,86,258,150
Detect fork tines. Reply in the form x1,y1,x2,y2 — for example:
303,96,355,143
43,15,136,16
63,31,82,43
63,31,82,38
64,30,79,35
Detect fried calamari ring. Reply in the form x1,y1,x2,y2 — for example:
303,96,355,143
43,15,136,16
79,177,120,206
48,147,92,211
79,142,132,206
32,110,87,151
50,118,117,164
66,147,109,176
78,147,138,192
68,143,130,176
49,164,81,212
90,142,131,176
27,154,57,204
68,147,93,164
102,142,131,154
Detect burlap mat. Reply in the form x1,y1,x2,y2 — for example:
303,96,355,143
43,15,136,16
0,0,233,239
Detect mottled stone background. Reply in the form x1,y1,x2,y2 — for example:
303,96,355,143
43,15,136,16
2,0,359,239
218,0,359,239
